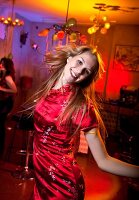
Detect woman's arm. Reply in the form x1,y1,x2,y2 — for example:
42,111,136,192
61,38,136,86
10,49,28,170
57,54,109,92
0,75,17,93
85,128,139,178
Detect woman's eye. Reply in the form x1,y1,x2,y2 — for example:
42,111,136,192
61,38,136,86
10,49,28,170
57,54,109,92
84,69,91,75
77,60,83,65
81,69,90,75
86,70,90,74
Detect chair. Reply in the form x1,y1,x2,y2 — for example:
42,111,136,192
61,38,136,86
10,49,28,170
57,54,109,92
117,114,139,164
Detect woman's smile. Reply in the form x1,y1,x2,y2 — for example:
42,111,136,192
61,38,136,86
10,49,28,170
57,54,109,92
70,68,78,79
55,51,97,88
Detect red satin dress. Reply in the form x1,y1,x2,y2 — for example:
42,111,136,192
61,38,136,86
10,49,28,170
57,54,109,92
33,84,98,200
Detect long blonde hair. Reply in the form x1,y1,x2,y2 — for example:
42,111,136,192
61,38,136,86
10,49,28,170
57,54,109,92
24,45,107,140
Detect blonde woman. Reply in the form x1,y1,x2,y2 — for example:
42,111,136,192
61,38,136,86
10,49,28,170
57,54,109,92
29,45,139,200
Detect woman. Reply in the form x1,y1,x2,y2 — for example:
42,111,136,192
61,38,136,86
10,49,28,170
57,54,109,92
0,57,17,156
29,45,139,200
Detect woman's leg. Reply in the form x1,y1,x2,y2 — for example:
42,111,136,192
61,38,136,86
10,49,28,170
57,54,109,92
0,97,14,157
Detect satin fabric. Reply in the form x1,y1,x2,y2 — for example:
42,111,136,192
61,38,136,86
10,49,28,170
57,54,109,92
33,84,98,200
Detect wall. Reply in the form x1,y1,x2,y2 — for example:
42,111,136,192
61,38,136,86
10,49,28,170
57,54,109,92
105,25,139,100
0,17,139,112
68,24,139,100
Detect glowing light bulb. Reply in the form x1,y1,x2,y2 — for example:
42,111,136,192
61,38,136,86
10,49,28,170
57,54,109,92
102,16,107,21
89,16,95,22
104,22,110,29
7,17,12,22
87,28,93,34
4,20,8,24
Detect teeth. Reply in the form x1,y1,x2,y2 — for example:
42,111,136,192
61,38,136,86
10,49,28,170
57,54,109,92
71,69,77,78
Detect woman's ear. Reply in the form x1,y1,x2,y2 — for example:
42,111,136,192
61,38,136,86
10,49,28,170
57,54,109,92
67,56,72,63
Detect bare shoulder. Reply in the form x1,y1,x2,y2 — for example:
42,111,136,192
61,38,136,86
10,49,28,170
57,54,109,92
5,75,14,82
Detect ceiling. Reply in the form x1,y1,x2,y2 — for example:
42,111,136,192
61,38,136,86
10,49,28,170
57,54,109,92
0,0,139,25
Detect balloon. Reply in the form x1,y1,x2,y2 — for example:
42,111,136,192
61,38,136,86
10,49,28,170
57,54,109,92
53,24,62,31
57,31,65,40
67,18,77,27
80,34,87,44
38,29,49,37
100,27,107,34
80,35,87,40
53,34,58,41
69,32,77,41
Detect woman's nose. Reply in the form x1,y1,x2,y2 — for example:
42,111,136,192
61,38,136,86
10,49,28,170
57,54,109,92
76,66,85,74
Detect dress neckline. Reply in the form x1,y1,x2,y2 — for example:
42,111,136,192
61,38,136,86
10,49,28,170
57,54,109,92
51,83,75,93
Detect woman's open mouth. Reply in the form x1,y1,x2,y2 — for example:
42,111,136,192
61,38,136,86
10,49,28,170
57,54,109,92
70,68,78,79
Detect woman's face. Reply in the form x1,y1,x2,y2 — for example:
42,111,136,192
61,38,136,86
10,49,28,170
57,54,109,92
0,61,6,79
0,61,5,70
61,51,97,84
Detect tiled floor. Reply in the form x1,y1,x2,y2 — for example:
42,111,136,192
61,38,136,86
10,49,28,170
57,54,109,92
0,160,34,200
1,153,139,200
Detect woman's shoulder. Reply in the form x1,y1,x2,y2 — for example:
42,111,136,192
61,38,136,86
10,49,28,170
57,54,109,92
5,74,15,81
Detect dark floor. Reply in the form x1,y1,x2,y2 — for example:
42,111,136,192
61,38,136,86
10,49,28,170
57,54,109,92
0,117,139,200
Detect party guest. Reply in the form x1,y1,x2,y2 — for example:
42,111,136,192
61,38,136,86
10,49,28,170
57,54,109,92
26,45,139,200
0,57,17,157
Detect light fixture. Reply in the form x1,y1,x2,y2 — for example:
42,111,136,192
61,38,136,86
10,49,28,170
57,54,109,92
49,0,79,43
37,0,87,47
88,4,111,35
0,0,24,27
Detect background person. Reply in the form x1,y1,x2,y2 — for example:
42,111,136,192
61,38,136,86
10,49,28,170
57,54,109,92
0,57,17,157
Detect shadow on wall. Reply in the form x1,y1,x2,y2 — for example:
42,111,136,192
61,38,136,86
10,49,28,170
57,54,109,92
12,76,33,113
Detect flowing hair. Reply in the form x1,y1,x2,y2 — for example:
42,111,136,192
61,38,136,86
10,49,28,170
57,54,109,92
23,45,107,140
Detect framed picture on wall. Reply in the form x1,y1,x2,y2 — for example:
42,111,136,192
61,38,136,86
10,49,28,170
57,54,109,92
113,45,139,72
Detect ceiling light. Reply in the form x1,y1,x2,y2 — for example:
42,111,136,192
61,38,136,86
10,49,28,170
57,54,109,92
88,5,111,35
37,0,87,47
